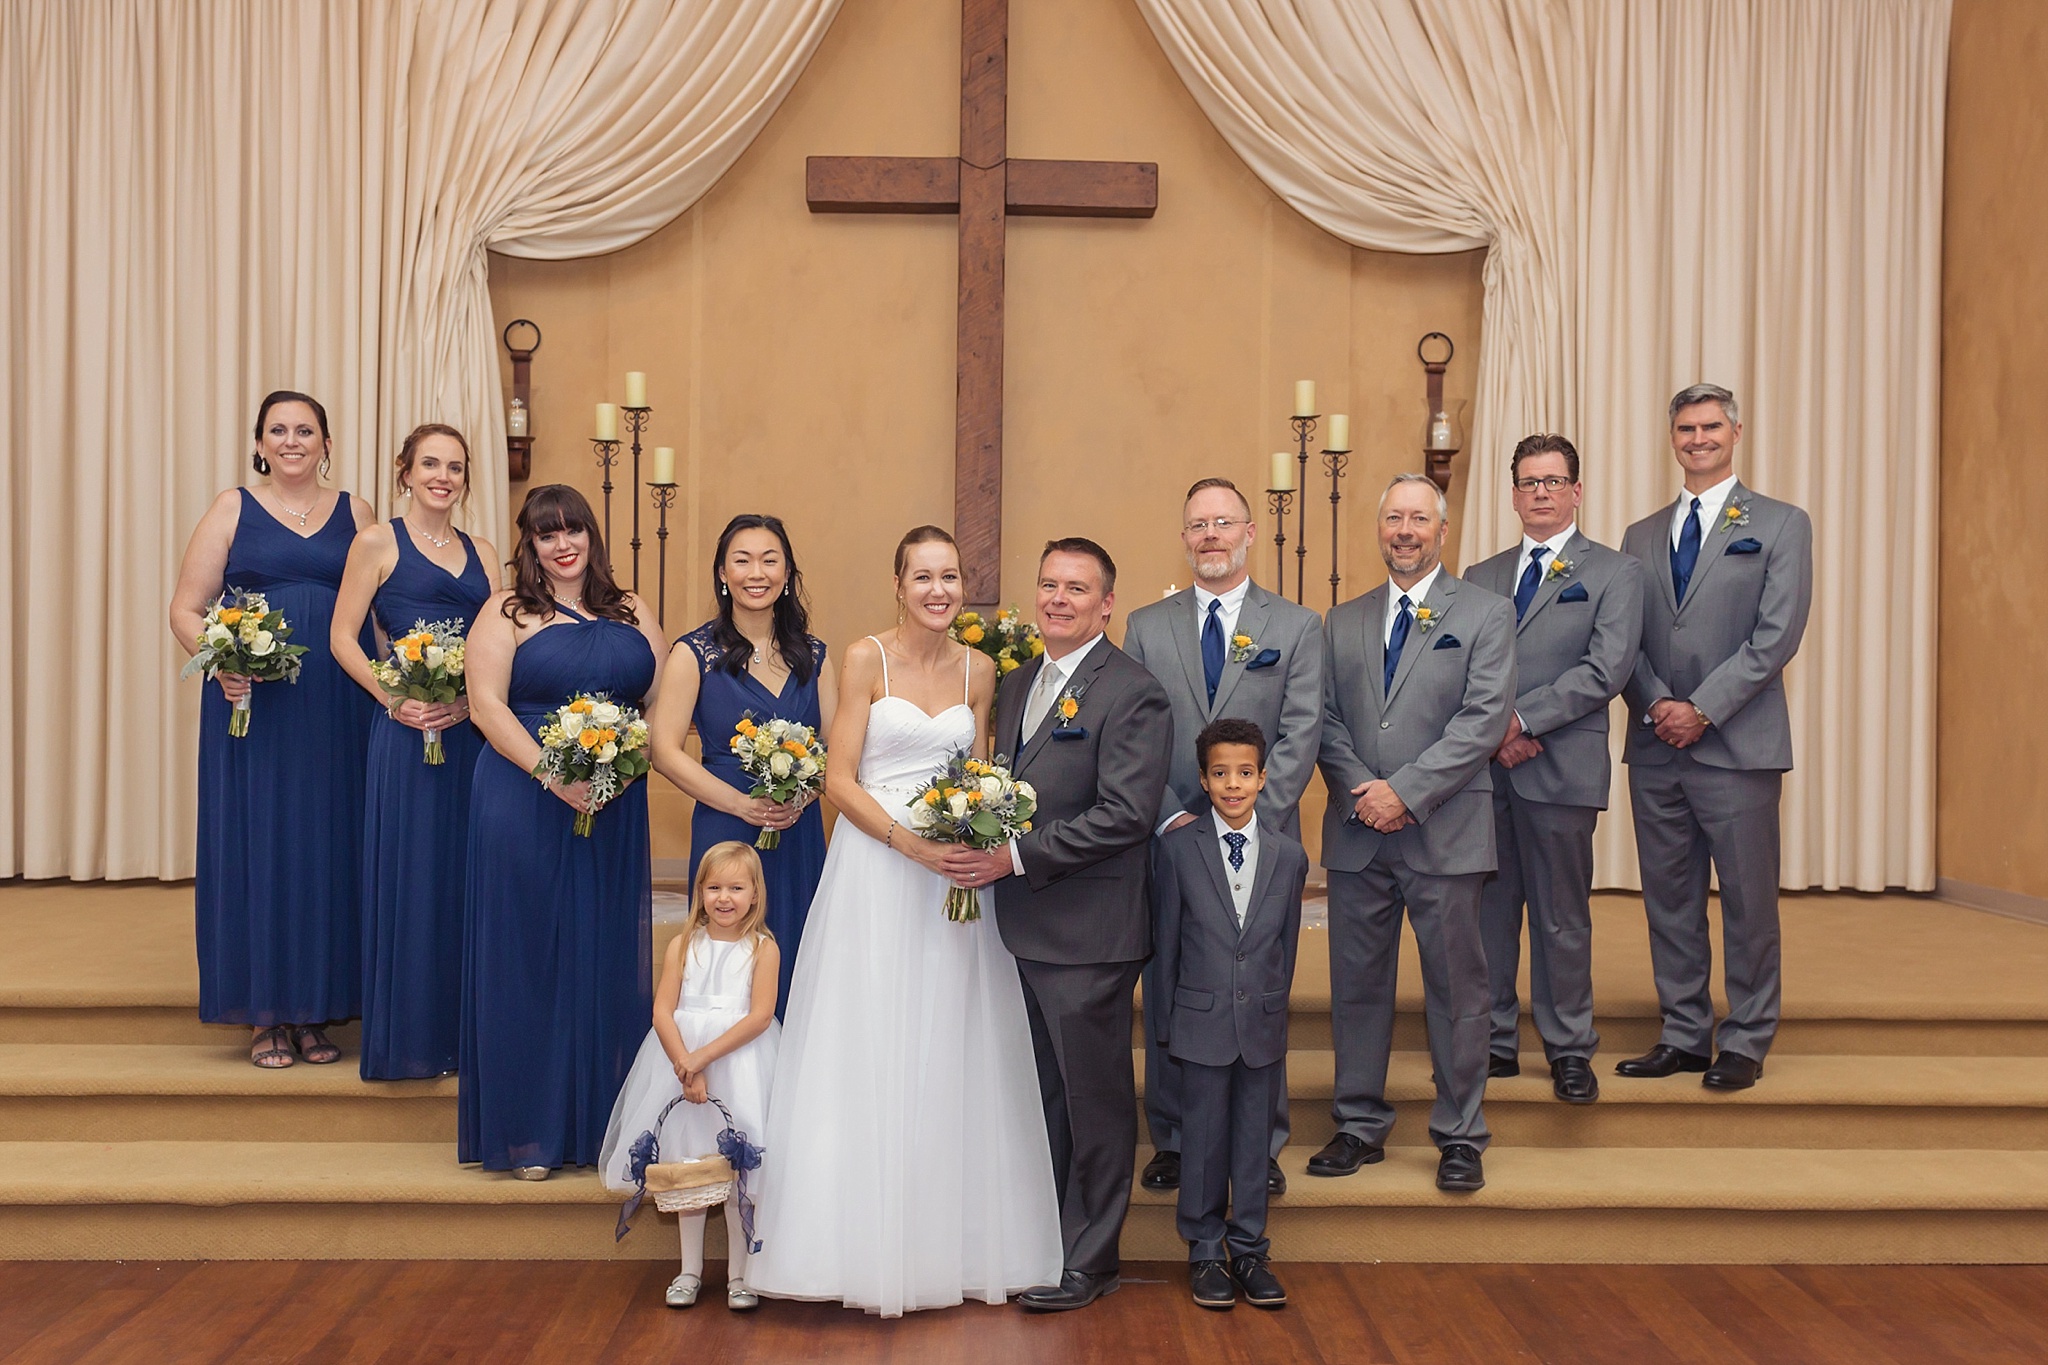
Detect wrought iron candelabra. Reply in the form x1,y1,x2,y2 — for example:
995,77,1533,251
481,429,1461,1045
621,407,652,590
1290,414,1317,605
1323,447,1351,606
590,439,621,548
1265,489,1295,596
649,482,678,628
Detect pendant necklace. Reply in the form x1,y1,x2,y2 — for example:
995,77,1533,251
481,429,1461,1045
276,492,317,529
416,522,455,549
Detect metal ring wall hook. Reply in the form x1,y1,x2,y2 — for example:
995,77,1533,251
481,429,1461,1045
502,318,542,354
1417,332,1454,365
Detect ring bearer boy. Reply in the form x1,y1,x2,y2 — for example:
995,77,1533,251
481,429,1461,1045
1152,718,1311,1311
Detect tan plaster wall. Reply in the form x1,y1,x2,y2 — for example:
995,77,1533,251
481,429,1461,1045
1938,0,2048,900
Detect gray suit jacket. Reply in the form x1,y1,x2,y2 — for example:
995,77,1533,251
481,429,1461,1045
993,640,1174,965
1620,482,1813,772
1123,580,1324,834
1151,818,1310,1070
1464,531,1643,809
1317,574,1516,876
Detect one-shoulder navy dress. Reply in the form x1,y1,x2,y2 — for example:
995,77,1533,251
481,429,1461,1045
678,622,827,1019
459,605,657,1172
359,520,493,1080
195,489,375,1027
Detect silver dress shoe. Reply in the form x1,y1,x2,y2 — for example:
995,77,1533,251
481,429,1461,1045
665,1274,701,1308
727,1279,759,1311
512,1166,550,1182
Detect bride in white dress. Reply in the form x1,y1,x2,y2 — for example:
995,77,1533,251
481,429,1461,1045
748,527,1063,1317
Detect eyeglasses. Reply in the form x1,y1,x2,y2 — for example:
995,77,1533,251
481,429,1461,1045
1183,517,1248,535
1511,475,1574,493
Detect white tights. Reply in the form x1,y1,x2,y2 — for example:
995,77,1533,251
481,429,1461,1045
678,1200,750,1283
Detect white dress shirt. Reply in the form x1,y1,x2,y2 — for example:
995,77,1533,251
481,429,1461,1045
1520,521,1578,568
1213,810,1259,928
1194,576,1251,642
1382,564,1444,645
1007,632,1107,878
1668,473,1739,548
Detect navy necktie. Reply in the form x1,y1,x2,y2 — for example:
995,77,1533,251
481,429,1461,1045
1223,830,1247,873
1514,544,1548,620
1201,598,1225,703
1671,496,1703,603
1383,593,1413,695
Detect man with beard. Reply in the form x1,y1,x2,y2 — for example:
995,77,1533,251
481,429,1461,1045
1123,478,1324,1200
1310,473,1515,1192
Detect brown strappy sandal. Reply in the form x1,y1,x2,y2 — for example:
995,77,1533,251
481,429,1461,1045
290,1025,342,1065
251,1026,294,1069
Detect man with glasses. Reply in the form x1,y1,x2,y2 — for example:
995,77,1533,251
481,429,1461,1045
1463,435,1643,1104
1123,477,1324,1199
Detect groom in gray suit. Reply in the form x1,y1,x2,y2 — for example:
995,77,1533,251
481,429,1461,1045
943,538,1173,1312
1617,383,1813,1092
1123,477,1323,1198
1464,435,1643,1104
1309,473,1515,1192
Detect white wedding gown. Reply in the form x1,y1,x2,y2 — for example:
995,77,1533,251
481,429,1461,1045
747,645,1063,1316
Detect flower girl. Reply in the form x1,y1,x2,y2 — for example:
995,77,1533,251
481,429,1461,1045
600,841,781,1309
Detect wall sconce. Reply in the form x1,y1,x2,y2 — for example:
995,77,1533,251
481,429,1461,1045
503,319,541,481
1418,332,1464,495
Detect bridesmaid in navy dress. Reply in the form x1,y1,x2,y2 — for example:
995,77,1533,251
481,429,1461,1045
331,424,499,1080
650,515,835,1018
169,391,376,1069
460,485,669,1178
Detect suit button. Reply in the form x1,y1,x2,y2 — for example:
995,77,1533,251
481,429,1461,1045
1380,720,1391,729
1235,952,1246,963
1236,990,1247,1001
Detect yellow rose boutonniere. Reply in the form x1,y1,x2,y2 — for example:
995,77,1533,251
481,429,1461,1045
1544,557,1574,582
1229,632,1255,664
1413,605,1438,634
1721,502,1751,532
1058,696,1079,722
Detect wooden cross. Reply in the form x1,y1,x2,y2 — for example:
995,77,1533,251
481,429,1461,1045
807,0,1156,604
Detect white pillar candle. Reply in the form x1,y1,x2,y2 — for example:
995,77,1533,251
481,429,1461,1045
1327,413,1351,451
1293,379,1317,417
1270,451,1296,491
651,446,676,485
594,403,617,441
624,371,647,408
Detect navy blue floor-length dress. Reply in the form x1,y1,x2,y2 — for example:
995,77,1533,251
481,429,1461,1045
678,622,826,1020
359,521,492,1080
195,489,374,1027
459,605,657,1171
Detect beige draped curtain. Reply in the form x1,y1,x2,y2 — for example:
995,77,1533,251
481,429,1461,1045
0,0,840,879
1136,0,1947,891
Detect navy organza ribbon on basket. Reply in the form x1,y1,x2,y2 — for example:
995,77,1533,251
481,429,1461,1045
615,1092,766,1250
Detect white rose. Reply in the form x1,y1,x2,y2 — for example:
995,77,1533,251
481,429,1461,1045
246,630,277,657
979,775,1004,801
597,741,619,763
908,800,940,830
1015,781,1036,804
423,645,444,670
203,623,232,647
560,711,585,737
797,757,819,779
592,702,621,726
769,750,794,778
947,791,971,820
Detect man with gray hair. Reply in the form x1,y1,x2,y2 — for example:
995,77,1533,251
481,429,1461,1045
1310,471,1515,1191
1616,384,1813,1092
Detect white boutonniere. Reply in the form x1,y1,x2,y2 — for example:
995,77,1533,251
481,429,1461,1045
1544,556,1574,582
1228,631,1256,664
1720,502,1751,532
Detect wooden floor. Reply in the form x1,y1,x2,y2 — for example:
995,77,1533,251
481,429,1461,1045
3,1261,2047,1364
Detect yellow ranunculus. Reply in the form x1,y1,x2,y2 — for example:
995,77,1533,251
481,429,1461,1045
569,698,594,714
403,643,423,662
961,624,985,645
958,611,980,626
738,718,757,737
924,789,941,805
1030,638,1045,657
578,729,602,750
999,656,1019,674
1059,697,1079,721
219,608,244,626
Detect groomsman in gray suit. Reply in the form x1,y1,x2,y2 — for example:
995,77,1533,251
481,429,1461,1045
1617,383,1813,1092
1124,478,1324,1199
1309,473,1515,1192
1464,435,1643,1104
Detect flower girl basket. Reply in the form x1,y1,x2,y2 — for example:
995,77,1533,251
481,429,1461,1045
614,1093,763,1248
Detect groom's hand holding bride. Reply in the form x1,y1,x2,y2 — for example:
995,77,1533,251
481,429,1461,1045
941,845,1013,890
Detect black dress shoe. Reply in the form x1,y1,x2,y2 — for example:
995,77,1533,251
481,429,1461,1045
1018,1269,1121,1312
1702,1052,1764,1091
1488,1050,1521,1079
1550,1056,1599,1104
1267,1157,1286,1197
1435,1143,1485,1192
1613,1044,1711,1078
1189,1259,1235,1310
1230,1254,1287,1308
1305,1133,1385,1177
1141,1149,1181,1191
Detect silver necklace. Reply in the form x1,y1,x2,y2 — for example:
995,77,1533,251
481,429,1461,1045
415,522,455,549
276,491,318,528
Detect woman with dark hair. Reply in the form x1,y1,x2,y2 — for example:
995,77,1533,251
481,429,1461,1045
331,424,499,1080
650,514,836,1017
168,390,377,1068
458,484,668,1178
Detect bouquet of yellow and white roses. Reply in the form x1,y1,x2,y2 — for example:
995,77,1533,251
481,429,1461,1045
180,588,310,737
369,619,467,765
730,715,826,850
950,607,1043,685
907,752,1036,923
532,693,652,836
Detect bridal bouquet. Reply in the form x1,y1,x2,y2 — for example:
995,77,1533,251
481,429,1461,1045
532,693,652,836
369,619,467,764
730,714,826,850
907,752,1036,923
180,588,310,737
949,607,1043,684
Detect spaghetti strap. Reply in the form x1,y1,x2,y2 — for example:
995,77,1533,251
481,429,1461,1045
867,635,890,698
963,642,972,705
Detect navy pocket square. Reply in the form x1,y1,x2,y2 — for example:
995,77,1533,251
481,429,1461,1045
1431,634,1462,650
1244,648,1282,671
1726,537,1763,555
1051,726,1089,742
1557,582,1589,603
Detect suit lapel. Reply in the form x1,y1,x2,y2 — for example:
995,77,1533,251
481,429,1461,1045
1677,481,1747,615
1165,589,1208,714
998,655,1041,766
1238,831,1281,938
1194,827,1238,933
1516,529,1590,634
1017,639,1110,775
1384,574,1454,710
1650,500,1682,615
1208,583,1270,716
1360,586,1389,716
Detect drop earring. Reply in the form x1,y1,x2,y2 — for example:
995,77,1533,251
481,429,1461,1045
319,452,333,479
